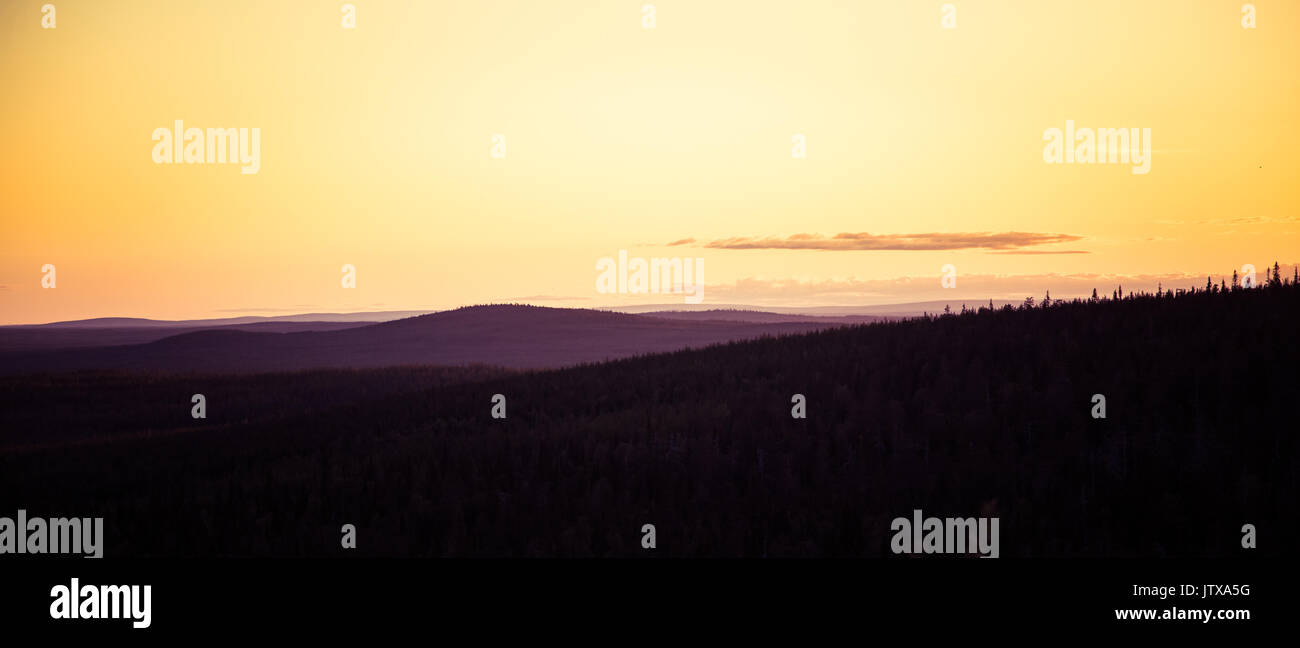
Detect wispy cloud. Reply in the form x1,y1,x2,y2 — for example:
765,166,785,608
676,231,1085,252
512,295,592,302
1155,215,1300,226
214,306,322,313
990,250,1090,255
695,265,1298,307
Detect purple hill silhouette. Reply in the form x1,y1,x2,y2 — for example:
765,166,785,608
0,304,849,375
0,320,372,352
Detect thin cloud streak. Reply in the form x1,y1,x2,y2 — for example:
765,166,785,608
696,265,1298,307
676,231,1085,252
991,250,1090,255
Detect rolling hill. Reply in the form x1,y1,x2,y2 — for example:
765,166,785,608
1,283,1295,557
0,305,847,374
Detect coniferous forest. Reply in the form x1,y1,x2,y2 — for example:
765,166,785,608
1,279,1297,558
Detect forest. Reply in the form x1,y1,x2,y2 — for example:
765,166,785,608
1,274,1296,558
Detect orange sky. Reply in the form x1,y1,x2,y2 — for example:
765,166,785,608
2,0,1297,324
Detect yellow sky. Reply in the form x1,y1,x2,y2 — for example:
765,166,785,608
2,0,1297,323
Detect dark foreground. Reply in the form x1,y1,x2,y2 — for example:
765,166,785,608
1,284,1297,557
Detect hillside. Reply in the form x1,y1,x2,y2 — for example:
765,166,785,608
0,320,373,353
1,285,1296,557
0,305,841,374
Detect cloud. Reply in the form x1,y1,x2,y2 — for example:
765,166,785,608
666,238,696,246
1155,215,1300,226
990,250,1090,255
679,231,1085,252
512,295,591,302
214,306,320,313
695,264,1299,307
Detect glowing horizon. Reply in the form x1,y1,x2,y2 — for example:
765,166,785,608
2,0,1297,324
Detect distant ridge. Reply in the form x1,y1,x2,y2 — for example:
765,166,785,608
0,304,848,375
4,299,1028,329
0,321,374,353
635,309,889,324
605,300,1022,317
6,310,436,328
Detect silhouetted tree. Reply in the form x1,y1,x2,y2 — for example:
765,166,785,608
1,277,1295,559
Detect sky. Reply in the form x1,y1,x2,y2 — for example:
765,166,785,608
2,0,1297,324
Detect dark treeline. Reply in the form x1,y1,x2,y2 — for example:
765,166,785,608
0,365,510,449
1,279,1297,558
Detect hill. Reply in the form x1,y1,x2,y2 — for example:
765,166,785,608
0,305,843,374
1,284,1296,557
0,321,373,353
